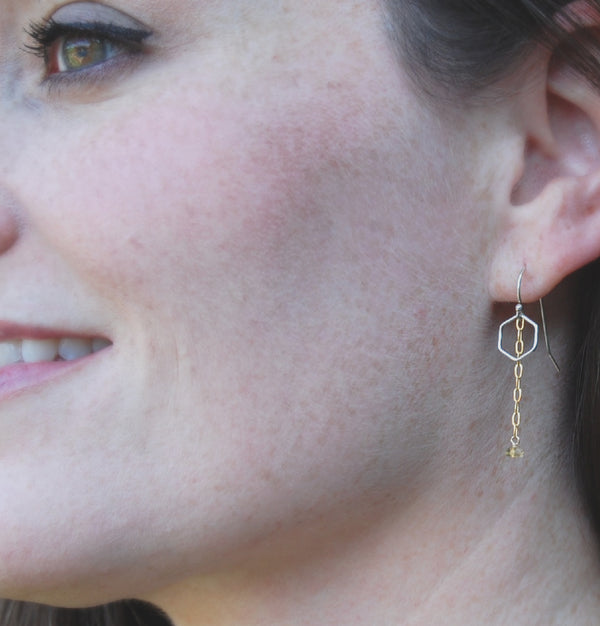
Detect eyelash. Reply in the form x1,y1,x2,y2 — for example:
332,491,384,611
25,19,152,80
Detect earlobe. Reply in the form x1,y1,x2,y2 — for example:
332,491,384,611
489,54,600,303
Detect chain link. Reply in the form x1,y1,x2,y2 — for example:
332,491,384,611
510,315,525,448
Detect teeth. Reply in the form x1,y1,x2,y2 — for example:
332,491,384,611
0,337,111,367
22,339,58,363
0,341,21,368
58,338,92,361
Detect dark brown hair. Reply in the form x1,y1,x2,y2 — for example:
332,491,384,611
575,260,600,537
0,600,170,626
385,0,600,96
4,1,600,624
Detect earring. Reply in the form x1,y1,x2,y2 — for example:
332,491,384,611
497,269,539,458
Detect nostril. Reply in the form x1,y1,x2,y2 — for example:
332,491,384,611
0,209,18,254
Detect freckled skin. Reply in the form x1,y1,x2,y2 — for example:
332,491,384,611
0,0,507,610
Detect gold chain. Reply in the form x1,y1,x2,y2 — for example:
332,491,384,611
507,315,525,457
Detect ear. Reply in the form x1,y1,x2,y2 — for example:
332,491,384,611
489,16,600,302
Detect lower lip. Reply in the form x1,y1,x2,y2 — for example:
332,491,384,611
0,353,106,402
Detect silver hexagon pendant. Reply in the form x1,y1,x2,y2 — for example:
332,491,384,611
497,307,539,362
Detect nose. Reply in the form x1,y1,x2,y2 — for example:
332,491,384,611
0,205,18,254
0,211,17,254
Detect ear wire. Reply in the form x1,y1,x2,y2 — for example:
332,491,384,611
539,298,560,373
516,267,559,372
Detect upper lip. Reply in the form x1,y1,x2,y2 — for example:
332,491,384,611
0,321,108,341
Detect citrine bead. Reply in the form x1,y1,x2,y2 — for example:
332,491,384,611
506,445,524,458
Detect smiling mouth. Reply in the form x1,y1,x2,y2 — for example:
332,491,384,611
0,336,112,368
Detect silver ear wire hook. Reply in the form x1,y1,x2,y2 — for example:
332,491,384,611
539,298,560,373
518,267,559,372
517,267,525,305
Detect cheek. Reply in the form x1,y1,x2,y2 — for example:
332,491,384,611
27,90,349,305
11,81,395,473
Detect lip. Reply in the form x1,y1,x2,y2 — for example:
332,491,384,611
0,321,103,341
0,321,112,402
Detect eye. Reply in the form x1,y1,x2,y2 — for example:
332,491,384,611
25,3,152,80
45,34,122,74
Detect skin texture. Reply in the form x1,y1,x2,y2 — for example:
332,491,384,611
2,1,600,624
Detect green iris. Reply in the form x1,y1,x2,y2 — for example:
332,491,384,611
61,37,109,71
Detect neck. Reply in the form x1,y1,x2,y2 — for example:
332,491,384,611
146,448,600,625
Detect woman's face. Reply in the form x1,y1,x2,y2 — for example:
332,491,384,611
0,0,495,605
